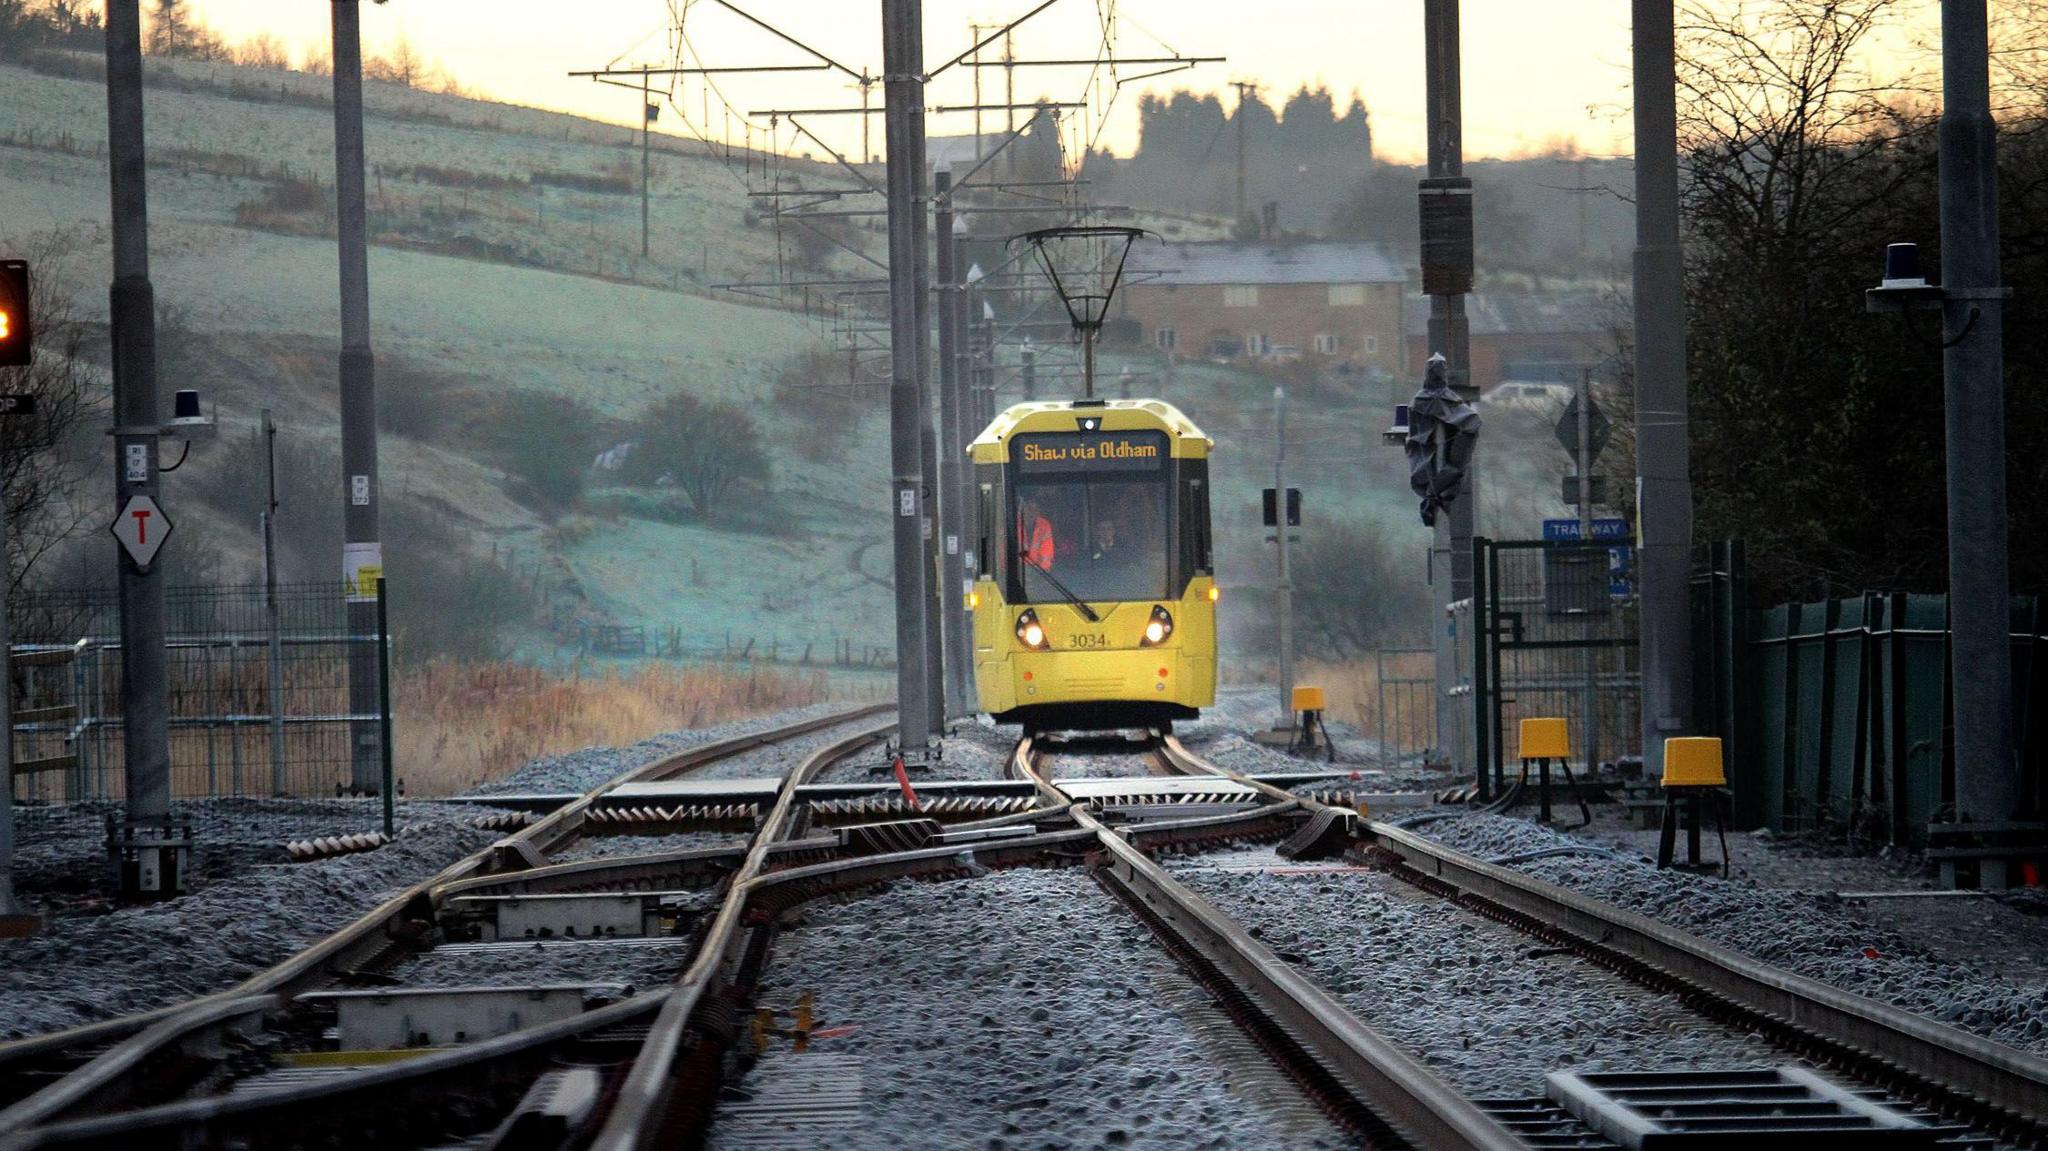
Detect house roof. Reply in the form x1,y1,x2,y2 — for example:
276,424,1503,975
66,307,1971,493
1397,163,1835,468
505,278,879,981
1124,240,1405,287
1401,287,1622,337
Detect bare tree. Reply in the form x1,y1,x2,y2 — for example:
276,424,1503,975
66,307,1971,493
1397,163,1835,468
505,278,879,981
0,229,105,591
366,34,425,88
235,32,292,72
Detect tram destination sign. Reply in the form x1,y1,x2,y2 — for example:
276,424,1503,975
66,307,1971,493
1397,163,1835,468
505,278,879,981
1014,431,1167,474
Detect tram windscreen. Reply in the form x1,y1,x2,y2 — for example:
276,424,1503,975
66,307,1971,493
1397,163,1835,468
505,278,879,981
1011,431,1171,604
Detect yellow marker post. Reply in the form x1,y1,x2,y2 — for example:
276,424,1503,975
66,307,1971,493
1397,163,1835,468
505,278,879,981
1657,736,1730,875
1516,717,1590,827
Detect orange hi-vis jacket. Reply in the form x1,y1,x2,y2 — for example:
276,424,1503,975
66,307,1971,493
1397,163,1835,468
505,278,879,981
1020,514,1055,568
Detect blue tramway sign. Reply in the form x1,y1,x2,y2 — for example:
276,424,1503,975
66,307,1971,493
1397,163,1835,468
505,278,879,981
1542,517,1634,599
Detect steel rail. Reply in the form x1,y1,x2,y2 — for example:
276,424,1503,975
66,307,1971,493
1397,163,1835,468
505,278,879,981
0,704,890,1129
0,716,898,1151
1157,734,2048,1143
1014,741,1526,1151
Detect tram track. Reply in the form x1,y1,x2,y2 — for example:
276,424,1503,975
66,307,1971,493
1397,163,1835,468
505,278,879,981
4,718,2043,1149
1153,734,2048,1149
0,704,894,1148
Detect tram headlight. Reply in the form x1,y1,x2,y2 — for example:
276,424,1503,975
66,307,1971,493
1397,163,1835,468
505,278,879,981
1015,609,1050,650
1140,605,1174,646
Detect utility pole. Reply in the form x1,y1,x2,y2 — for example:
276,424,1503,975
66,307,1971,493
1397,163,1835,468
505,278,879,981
1231,80,1258,227
1419,0,1476,777
1576,368,1599,776
332,0,384,794
640,68,652,260
106,0,180,898
881,0,934,757
910,62,942,740
1938,0,2015,830
1630,0,1693,776
1273,386,1294,730
262,409,286,796
0,463,23,931
934,170,973,714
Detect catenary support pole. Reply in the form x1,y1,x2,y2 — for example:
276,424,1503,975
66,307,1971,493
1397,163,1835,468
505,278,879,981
1577,368,1599,776
1631,0,1694,775
0,479,24,928
1421,0,1475,776
1938,0,2015,829
640,68,652,260
882,0,933,757
1274,386,1294,730
332,0,384,793
263,409,286,796
106,0,178,897
1020,337,1036,401
934,169,974,715
911,63,943,740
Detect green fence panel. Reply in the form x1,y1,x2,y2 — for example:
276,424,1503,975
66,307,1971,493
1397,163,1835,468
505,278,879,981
1753,603,1792,831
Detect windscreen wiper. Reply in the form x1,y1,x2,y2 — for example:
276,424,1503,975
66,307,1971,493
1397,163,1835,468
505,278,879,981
1023,554,1101,623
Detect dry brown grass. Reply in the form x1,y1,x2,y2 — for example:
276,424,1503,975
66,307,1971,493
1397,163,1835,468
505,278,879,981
395,659,840,795
1295,654,1436,749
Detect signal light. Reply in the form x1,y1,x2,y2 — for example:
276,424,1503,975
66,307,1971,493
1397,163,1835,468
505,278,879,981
0,260,30,369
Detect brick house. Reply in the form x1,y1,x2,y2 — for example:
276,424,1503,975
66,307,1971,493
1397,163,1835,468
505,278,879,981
1116,241,1405,374
1402,287,1620,392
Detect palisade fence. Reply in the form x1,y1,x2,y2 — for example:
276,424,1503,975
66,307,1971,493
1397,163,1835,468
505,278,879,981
1692,540,2048,845
8,582,387,816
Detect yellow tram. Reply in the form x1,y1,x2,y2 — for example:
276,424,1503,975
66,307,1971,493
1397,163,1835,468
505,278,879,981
969,398,1217,733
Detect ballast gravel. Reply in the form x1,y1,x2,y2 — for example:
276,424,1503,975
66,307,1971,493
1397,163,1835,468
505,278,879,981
388,936,691,992
466,702,872,794
812,720,1015,784
709,867,1350,1151
1416,812,2048,1056
0,817,501,1041
1171,851,1782,1096
546,830,749,863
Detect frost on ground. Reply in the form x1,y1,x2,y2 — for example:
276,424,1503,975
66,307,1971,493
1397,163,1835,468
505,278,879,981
388,937,690,992
1416,812,2048,1056
709,868,1349,1151
1172,852,1779,1096
1179,685,1446,792
812,719,1013,784
0,818,501,1041
466,702,865,794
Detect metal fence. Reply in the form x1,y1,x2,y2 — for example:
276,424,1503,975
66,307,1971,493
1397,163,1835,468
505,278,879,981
1693,540,2048,845
9,582,386,809
1373,646,1437,768
1473,538,1642,795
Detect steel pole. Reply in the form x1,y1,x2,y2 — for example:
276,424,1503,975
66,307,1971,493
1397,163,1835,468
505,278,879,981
934,170,974,715
1577,369,1599,775
0,483,23,926
262,409,285,796
1021,338,1036,401
1631,0,1695,775
1938,0,2015,827
1423,0,1474,775
640,69,652,261
910,54,943,740
332,0,383,792
881,0,933,757
107,0,177,896
1274,386,1294,730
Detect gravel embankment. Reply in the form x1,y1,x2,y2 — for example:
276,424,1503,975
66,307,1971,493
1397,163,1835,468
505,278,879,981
1171,849,1782,1096
0,819,501,1041
466,702,871,795
709,868,1349,1151
546,830,749,863
387,936,691,991
1411,812,2048,1055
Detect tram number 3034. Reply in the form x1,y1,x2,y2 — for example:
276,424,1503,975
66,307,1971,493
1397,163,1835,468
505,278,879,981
1068,633,1109,649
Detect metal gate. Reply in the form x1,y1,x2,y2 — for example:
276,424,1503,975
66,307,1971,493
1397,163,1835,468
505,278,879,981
1472,537,1640,796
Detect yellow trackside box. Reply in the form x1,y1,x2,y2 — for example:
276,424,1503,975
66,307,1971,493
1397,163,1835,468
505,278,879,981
1662,737,1727,787
968,399,1217,734
1518,717,1571,760
1292,686,1326,713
